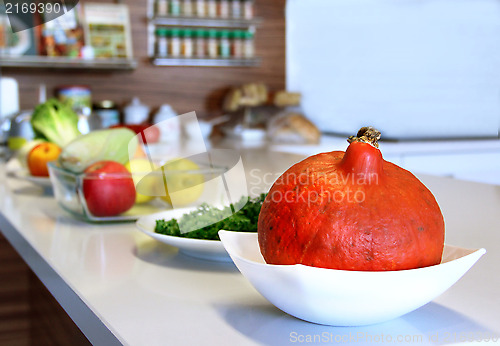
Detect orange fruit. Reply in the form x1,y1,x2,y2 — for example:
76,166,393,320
27,142,62,177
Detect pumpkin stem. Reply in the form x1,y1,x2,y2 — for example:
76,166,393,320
347,127,381,148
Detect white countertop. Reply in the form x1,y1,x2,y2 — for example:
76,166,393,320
1,144,500,345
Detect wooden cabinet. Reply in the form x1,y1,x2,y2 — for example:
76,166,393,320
0,232,90,345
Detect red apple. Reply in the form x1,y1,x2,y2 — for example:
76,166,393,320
82,160,136,217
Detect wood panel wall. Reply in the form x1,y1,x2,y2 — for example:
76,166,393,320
3,0,286,119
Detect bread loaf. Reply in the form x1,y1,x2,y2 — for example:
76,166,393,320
267,112,321,144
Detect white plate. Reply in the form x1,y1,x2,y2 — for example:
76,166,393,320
9,169,53,188
219,230,486,326
136,208,231,262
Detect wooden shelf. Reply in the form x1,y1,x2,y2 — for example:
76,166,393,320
151,16,262,28
0,56,137,70
151,56,260,67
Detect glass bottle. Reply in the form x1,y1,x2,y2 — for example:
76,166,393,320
169,28,181,57
206,0,217,18
242,0,253,20
231,0,241,18
181,29,194,57
218,0,230,18
156,28,169,57
182,0,193,16
206,29,218,58
230,30,242,58
195,0,205,17
218,30,230,58
156,0,168,16
194,29,206,57
242,30,254,58
93,100,120,129
170,0,181,16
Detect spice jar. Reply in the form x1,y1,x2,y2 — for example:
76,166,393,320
218,0,230,18
181,29,193,57
169,28,181,57
195,0,205,17
230,30,243,58
156,28,168,57
170,0,181,16
194,29,206,57
156,0,168,16
242,0,253,19
206,29,218,58
206,0,217,18
231,0,241,18
242,30,254,58
218,30,230,58
182,0,193,16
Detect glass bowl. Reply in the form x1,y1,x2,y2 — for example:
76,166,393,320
47,161,229,222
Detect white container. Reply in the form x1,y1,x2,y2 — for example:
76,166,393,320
0,77,19,119
153,104,180,142
124,97,150,124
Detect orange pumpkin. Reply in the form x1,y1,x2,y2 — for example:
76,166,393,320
258,127,445,271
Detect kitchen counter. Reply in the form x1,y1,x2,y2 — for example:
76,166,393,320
270,135,500,186
1,144,499,345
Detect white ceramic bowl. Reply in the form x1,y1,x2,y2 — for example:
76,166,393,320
136,208,231,262
218,230,486,326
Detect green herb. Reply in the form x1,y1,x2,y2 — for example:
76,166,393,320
155,193,267,240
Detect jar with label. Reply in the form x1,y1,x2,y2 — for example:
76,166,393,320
156,0,168,16
181,29,194,57
170,0,181,16
230,30,243,58
93,100,120,128
242,0,253,19
156,28,168,57
194,29,206,57
206,29,218,58
231,0,241,18
218,0,229,18
182,0,193,16
56,85,92,111
218,30,230,58
195,0,205,17
206,0,217,18
243,31,254,58
169,28,181,57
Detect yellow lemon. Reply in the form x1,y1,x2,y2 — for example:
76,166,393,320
8,137,27,151
125,158,158,204
159,158,204,207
